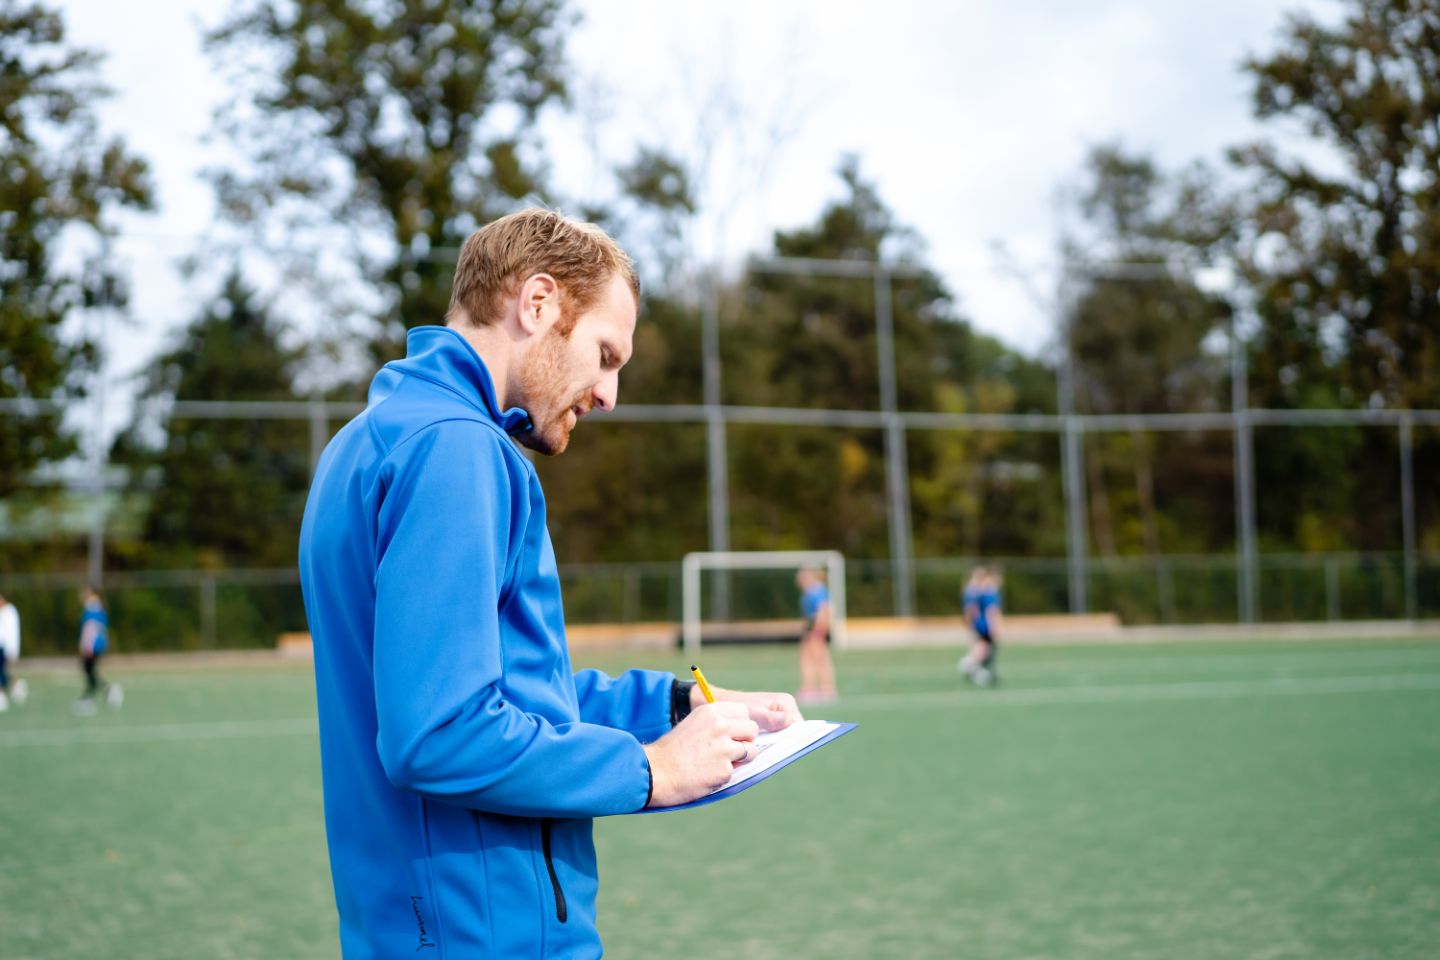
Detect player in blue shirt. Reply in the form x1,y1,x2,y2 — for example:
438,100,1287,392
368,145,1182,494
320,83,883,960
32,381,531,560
796,567,837,703
958,567,1004,686
74,586,121,713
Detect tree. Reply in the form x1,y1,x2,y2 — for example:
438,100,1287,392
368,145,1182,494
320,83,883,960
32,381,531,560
726,159,1058,568
609,145,698,286
0,0,151,504
1232,0,1440,411
113,272,309,571
1060,144,1234,558
540,158,1059,589
1065,146,1233,418
205,0,572,368
1229,0,1440,559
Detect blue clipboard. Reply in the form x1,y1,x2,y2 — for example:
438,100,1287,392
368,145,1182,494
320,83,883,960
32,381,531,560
637,721,858,814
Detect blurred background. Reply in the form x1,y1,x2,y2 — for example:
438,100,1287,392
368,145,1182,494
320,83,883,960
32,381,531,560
4,0,1437,649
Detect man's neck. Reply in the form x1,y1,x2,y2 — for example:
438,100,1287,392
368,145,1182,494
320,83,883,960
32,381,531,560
449,321,513,408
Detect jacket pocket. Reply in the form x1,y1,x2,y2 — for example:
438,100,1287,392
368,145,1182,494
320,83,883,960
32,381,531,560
540,818,568,923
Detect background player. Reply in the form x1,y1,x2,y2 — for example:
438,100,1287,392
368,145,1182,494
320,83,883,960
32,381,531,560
75,586,122,714
0,592,27,711
958,567,1004,686
796,567,837,704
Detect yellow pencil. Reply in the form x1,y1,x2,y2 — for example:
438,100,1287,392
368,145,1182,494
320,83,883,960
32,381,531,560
690,664,716,704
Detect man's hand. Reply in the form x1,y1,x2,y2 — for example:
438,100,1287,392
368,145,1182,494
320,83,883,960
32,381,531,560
691,683,803,732
643,702,758,808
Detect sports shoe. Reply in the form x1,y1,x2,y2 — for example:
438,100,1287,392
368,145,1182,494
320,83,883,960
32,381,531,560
72,698,98,716
106,683,124,709
0,691,9,712
11,678,27,705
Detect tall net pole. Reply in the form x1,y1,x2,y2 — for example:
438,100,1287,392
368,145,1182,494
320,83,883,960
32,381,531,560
701,271,732,619
1232,313,1258,624
874,268,915,617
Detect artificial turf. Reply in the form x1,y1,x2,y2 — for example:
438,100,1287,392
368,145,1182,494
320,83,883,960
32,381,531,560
1,637,1436,959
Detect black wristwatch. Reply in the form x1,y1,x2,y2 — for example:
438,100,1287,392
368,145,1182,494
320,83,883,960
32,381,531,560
670,679,696,725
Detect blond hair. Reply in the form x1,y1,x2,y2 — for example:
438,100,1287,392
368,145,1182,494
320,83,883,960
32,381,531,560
447,208,640,329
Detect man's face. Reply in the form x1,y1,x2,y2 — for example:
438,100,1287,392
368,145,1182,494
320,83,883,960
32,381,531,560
514,272,636,455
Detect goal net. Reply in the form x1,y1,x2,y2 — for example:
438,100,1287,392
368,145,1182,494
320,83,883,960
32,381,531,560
680,550,847,653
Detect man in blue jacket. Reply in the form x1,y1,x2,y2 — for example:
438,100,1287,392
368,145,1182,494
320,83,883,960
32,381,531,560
300,208,801,958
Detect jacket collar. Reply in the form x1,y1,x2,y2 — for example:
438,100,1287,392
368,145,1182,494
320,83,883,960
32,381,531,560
383,326,533,436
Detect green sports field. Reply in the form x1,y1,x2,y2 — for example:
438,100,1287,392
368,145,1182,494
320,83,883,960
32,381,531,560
2,637,1438,959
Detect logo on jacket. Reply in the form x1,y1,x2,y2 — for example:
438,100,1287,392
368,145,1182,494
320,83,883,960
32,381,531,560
410,895,436,950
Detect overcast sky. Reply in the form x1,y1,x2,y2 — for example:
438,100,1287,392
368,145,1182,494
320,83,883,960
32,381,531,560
54,0,1340,409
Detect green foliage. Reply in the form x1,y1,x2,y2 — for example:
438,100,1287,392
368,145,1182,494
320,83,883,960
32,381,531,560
721,160,1061,562
540,158,1060,568
205,0,572,366
1065,144,1233,418
909,429,1068,560
0,0,151,500
533,296,709,566
728,425,892,558
537,423,710,563
1227,0,1440,557
1232,0,1440,410
112,272,310,570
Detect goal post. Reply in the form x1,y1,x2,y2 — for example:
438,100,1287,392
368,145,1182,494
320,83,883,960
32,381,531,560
681,550,847,654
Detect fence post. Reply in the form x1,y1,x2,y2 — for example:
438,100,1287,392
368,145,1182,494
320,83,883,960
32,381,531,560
201,574,218,648
1400,415,1417,621
1156,558,1176,624
701,273,731,620
308,394,328,478
1325,555,1340,622
622,568,640,624
874,268,916,618
1053,294,1087,617
1060,421,1088,614
1232,319,1258,624
86,251,116,591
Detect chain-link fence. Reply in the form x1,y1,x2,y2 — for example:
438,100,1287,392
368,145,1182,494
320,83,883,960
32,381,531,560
4,261,1438,651
3,550,1435,655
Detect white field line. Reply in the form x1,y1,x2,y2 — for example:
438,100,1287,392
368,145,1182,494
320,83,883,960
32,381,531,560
849,649,1440,682
837,671,1440,712
1011,648,1440,675
0,717,316,749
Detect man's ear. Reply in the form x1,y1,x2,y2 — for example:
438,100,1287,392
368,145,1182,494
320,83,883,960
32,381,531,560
515,273,561,336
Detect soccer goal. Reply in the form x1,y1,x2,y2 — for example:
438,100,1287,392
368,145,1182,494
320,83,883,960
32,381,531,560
680,550,847,654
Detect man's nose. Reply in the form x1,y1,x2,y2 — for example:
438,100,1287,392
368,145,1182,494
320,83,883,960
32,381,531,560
591,372,619,412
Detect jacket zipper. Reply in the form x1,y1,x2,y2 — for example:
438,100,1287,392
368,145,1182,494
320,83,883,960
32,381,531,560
540,819,568,923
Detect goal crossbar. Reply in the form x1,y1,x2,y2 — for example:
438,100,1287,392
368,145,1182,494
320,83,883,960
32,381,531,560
681,550,847,653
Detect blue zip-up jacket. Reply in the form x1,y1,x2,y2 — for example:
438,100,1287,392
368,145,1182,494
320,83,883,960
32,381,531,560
299,326,675,959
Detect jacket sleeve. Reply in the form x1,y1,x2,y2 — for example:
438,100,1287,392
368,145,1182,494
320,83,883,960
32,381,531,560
572,668,675,743
371,421,651,818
